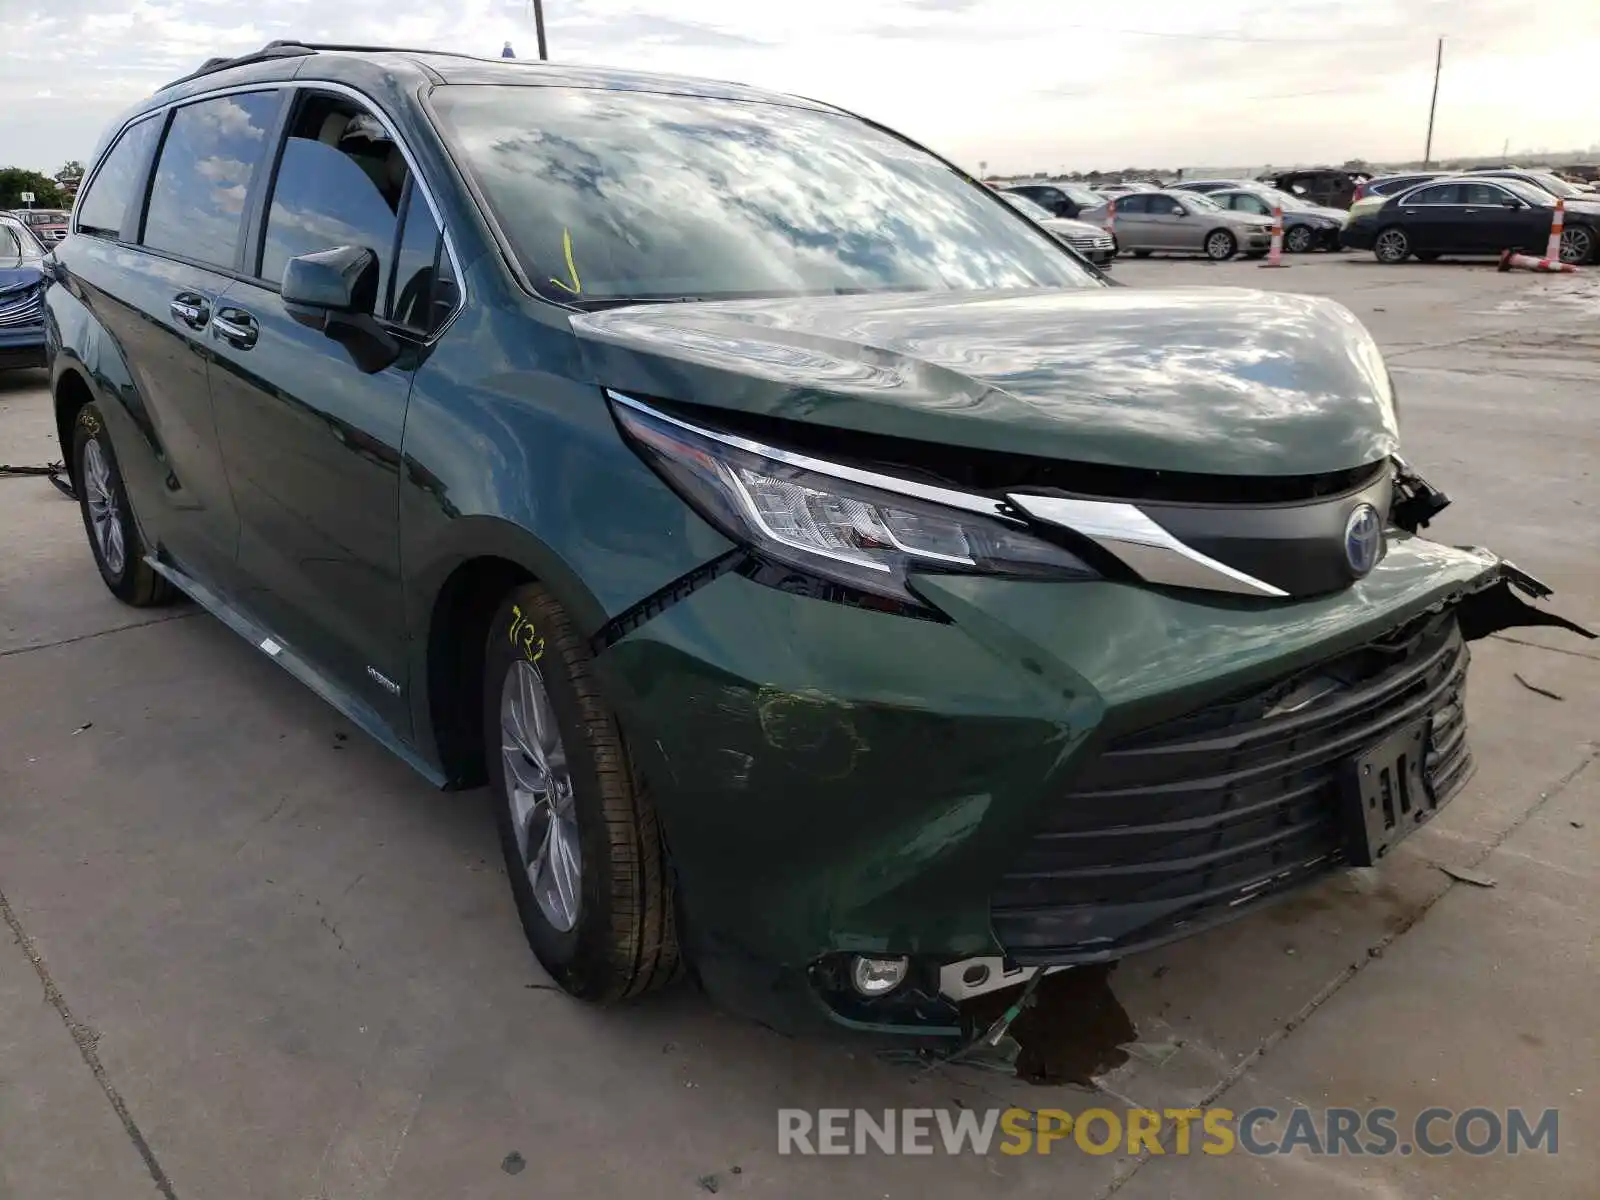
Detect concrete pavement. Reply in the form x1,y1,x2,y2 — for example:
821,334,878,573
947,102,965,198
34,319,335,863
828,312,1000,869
1,256,1595,1198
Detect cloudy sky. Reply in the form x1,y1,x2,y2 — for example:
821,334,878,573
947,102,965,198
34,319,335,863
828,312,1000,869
3,0,1598,177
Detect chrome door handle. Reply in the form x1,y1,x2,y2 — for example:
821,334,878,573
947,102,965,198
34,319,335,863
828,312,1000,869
170,298,208,327
212,310,258,349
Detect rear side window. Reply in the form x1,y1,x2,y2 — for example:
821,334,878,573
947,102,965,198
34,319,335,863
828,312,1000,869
76,117,161,237
1406,184,1459,205
143,91,280,269
259,94,409,300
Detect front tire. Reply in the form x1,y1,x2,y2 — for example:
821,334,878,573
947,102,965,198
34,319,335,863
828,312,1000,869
1374,226,1410,263
484,583,679,1002
71,403,172,606
1204,229,1237,260
1285,225,1314,253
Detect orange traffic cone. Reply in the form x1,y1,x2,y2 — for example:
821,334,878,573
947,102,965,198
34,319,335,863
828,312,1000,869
1260,206,1289,268
1498,248,1578,274
1545,198,1565,262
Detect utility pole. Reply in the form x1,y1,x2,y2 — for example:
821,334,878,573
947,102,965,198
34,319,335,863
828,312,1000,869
1423,36,1443,167
530,0,548,60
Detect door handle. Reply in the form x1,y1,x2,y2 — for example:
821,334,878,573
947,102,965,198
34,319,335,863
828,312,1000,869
170,293,209,329
212,308,259,350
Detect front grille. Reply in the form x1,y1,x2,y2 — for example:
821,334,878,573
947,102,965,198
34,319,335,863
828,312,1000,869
1067,234,1115,252
0,285,44,328
993,616,1472,963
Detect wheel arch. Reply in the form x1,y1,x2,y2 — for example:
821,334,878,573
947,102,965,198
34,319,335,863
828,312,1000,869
406,517,610,790
52,365,97,484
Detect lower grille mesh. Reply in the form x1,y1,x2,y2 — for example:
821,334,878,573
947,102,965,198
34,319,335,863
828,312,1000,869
993,615,1473,962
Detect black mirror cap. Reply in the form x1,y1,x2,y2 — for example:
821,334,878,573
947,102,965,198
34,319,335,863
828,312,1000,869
282,245,380,325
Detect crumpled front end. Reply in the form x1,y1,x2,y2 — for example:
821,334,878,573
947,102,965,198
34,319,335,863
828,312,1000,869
593,525,1589,1037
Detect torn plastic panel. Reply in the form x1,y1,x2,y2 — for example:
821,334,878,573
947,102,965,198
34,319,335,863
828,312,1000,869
1456,560,1596,643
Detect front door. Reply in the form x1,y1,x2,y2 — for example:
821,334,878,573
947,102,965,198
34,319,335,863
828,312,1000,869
1142,194,1189,250
1455,182,1552,255
207,89,450,730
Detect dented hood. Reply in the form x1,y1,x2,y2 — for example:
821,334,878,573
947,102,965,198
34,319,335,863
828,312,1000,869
573,287,1400,477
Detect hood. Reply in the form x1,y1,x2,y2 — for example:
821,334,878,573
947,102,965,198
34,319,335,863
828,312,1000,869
0,263,45,297
1040,216,1110,239
1294,206,1346,223
574,286,1400,477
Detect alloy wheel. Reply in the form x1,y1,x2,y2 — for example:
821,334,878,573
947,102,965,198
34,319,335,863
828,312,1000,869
1285,225,1313,253
1374,228,1409,263
500,658,582,932
1205,231,1235,260
1559,226,1593,265
82,440,126,577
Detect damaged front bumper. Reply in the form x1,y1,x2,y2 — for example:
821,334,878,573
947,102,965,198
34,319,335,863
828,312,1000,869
594,535,1591,1039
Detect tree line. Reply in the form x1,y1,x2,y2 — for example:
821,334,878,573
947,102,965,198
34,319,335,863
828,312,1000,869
0,162,85,209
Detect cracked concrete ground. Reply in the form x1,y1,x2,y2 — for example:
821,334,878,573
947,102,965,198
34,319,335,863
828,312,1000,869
1,256,1595,1198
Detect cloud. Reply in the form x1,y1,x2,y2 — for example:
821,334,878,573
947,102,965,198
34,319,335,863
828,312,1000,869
1,0,1598,176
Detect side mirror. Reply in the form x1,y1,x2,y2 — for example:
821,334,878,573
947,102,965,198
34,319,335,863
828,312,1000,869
282,245,380,329
281,245,400,375
1500,198,1523,209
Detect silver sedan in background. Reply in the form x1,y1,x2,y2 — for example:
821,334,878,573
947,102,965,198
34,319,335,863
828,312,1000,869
1079,190,1274,260
998,191,1117,267
1207,187,1347,252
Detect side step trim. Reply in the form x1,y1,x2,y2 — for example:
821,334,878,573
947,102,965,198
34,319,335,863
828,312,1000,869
145,557,447,788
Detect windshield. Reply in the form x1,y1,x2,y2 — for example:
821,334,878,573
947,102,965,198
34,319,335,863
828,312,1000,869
0,219,44,258
1523,172,1578,198
1179,193,1222,212
1491,177,1557,206
432,86,1098,304
1057,183,1100,208
1001,192,1053,222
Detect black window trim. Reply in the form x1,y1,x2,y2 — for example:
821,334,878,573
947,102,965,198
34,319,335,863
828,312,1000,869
71,111,165,241
74,77,466,345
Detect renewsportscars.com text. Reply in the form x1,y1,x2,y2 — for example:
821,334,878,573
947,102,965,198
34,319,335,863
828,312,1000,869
777,1106,1559,1157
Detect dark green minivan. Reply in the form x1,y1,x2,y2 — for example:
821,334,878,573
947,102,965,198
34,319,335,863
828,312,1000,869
47,42,1590,1038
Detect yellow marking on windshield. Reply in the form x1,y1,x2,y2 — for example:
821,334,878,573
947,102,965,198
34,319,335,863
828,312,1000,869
550,228,582,295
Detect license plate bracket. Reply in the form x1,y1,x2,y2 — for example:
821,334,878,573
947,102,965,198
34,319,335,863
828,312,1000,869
1341,719,1434,866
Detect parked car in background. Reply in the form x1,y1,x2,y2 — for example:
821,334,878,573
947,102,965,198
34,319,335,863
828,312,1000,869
1001,180,1104,220
1341,176,1598,265
1170,179,1255,194
1092,181,1159,197
999,191,1116,267
1208,187,1345,252
1347,172,1453,222
1465,169,1591,201
0,213,49,370
1081,189,1273,259
1262,168,1370,210
11,208,71,244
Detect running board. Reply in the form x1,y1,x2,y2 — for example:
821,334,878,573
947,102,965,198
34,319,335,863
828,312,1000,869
145,557,447,788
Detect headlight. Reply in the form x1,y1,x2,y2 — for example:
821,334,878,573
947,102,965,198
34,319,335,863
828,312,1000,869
609,391,1099,603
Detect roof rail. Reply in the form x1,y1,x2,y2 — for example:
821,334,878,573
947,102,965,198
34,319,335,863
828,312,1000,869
159,40,492,91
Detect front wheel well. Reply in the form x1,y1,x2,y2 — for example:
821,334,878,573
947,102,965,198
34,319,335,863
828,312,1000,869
426,556,534,789
53,368,96,482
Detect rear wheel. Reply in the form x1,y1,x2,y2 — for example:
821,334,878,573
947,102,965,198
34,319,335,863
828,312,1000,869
1374,226,1410,263
484,582,678,1002
1204,229,1237,260
1559,225,1594,264
71,404,173,606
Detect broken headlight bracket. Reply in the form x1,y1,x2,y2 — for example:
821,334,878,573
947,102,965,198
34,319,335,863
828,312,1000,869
1390,455,1451,534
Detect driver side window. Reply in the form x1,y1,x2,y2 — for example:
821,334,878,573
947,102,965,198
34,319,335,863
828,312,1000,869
258,94,410,304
